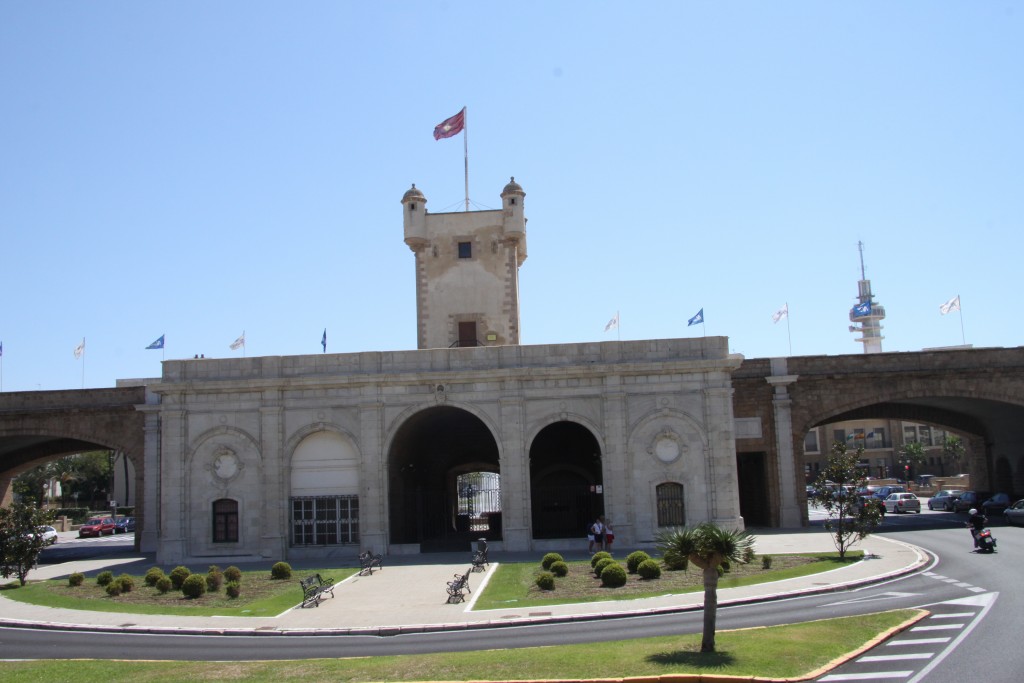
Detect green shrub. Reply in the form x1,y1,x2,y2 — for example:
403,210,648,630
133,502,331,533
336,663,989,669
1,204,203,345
181,573,206,599
637,558,662,580
96,571,114,587
225,581,241,599
169,566,191,589
626,550,651,574
208,564,221,574
761,555,773,570
720,559,731,573
590,551,612,568
105,582,122,597
156,576,173,594
535,572,555,590
271,562,292,580
600,563,628,587
224,566,242,583
541,552,564,570
144,567,165,587
206,570,224,592
68,572,84,587
594,557,616,577
549,560,569,577
117,574,135,592
662,549,689,571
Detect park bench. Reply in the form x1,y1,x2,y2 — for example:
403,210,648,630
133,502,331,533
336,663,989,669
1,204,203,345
446,569,472,604
359,550,384,576
471,544,489,572
299,573,335,608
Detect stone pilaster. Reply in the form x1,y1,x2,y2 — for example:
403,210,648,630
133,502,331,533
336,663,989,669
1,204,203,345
259,398,285,559
767,358,801,528
499,388,528,550
358,398,387,554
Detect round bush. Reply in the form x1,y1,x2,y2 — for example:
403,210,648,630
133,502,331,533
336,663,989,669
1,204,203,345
600,563,628,587
637,558,662,580
181,573,206,599
271,562,292,580
626,550,651,574
590,551,612,568
68,572,84,587
535,572,555,591
761,555,773,570
96,570,114,587
225,581,241,599
224,566,242,583
144,567,165,587
117,574,135,592
156,576,173,594
662,549,688,571
169,566,191,590
206,570,224,592
105,582,122,597
549,560,569,577
541,552,564,570
594,557,616,577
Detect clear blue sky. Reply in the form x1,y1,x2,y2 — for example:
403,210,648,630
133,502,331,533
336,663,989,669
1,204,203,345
1,2,1021,392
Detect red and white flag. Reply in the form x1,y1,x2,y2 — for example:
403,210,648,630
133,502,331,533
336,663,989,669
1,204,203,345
433,107,466,140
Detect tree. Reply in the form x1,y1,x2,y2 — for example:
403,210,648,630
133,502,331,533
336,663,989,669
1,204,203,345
655,522,755,652
811,442,882,559
897,441,927,481
0,502,55,586
941,435,966,474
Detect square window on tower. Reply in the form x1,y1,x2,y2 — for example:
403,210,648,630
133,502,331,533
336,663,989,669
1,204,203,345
458,241,472,259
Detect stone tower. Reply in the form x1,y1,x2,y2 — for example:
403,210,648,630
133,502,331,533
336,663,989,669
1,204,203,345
402,178,527,349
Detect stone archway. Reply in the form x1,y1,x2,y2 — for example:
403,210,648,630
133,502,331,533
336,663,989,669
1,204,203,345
387,406,500,552
529,421,603,540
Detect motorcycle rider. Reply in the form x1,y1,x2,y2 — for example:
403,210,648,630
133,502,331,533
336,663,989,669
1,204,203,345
967,508,987,548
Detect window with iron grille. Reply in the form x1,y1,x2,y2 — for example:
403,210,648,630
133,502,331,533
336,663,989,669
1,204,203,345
212,498,239,543
290,495,359,546
656,482,685,527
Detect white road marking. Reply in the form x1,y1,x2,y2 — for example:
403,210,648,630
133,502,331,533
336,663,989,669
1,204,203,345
887,637,952,646
820,672,913,680
858,653,934,662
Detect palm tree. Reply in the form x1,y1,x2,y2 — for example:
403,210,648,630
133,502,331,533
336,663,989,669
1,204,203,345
656,522,756,652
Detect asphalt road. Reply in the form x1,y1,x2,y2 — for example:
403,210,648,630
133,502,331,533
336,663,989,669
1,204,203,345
2,508,1019,683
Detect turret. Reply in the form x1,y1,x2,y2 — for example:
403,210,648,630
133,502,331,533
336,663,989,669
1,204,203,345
402,184,427,250
500,177,527,263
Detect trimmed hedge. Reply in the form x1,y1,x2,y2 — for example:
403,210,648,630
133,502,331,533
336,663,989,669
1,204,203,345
169,566,191,589
181,573,206,599
549,560,569,577
626,550,651,574
535,572,555,591
541,552,564,570
600,563,628,587
271,562,292,580
594,557,616,577
590,551,612,568
637,558,662,580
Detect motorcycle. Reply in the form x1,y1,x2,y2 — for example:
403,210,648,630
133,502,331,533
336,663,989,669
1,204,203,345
973,527,997,553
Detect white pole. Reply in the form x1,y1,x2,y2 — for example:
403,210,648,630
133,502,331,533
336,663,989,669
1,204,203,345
958,295,966,346
786,302,792,356
463,107,469,211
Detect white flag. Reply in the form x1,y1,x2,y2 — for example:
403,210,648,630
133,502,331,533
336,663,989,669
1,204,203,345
939,295,960,315
772,303,789,324
73,338,85,359
604,312,619,332
230,332,245,350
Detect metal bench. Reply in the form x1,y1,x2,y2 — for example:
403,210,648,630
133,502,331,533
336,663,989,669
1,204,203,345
358,550,384,576
471,543,489,572
445,569,472,604
299,573,335,608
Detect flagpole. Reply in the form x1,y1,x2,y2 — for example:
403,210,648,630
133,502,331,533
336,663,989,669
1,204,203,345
463,106,469,211
785,302,792,356
957,295,966,346
81,337,86,389
617,311,620,341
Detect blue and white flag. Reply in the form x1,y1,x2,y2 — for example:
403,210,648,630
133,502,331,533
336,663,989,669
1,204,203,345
146,335,165,350
852,301,872,317
321,329,327,353
687,308,704,326
604,312,619,332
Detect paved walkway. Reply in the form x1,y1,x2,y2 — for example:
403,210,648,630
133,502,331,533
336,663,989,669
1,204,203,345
0,529,929,636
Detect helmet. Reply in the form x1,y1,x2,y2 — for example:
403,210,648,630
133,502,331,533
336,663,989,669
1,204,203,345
969,509,978,515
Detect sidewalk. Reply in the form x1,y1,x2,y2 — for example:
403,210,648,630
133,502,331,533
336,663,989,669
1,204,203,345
0,530,928,637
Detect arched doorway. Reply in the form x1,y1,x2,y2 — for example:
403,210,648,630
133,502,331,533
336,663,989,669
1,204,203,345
388,406,500,552
530,421,603,539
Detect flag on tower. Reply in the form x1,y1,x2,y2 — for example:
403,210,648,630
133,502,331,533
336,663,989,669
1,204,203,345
73,338,85,359
688,308,704,326
604,313,619,332
321,329,327,353
146,335,165,350
433,107,466,140
772,304,789,323
852,301,872,316
940,295,960,315
230,332,245,350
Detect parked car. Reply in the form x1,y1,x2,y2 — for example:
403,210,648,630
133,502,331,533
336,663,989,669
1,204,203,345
113,517,135,533
25,525,58,545
1005,499,1024,526
981,493,1013,516
953,491,990,513
884,492,921,513
873,485,906,501
928,489,964,511
78,517,116,537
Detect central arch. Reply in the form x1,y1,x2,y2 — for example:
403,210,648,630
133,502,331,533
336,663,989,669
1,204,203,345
529,421,603,540
387,406,500,552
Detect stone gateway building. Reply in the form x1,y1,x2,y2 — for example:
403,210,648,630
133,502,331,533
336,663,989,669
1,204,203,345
146,180,745,564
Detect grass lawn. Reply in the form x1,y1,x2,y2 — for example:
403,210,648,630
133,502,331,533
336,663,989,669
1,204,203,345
1,566,359,617
475,550,864,610
0,609,922,682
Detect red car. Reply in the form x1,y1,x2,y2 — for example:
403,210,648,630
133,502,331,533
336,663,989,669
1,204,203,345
78,517,116,537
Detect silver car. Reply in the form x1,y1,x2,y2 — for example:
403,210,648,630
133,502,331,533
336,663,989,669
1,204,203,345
1005,499,1024,526
884,492,921,514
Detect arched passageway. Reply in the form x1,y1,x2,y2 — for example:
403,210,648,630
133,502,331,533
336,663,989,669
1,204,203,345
530,421,603,539
387,406,500,552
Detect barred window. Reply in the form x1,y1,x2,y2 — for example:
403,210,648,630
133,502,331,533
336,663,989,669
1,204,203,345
212,499,239,543
290,495,359,546
656,483,685,527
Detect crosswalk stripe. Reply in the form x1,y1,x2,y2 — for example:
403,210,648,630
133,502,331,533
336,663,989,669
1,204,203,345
911,624,964,631
820,672,913,680
858,653,934,662
886,637,951,646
